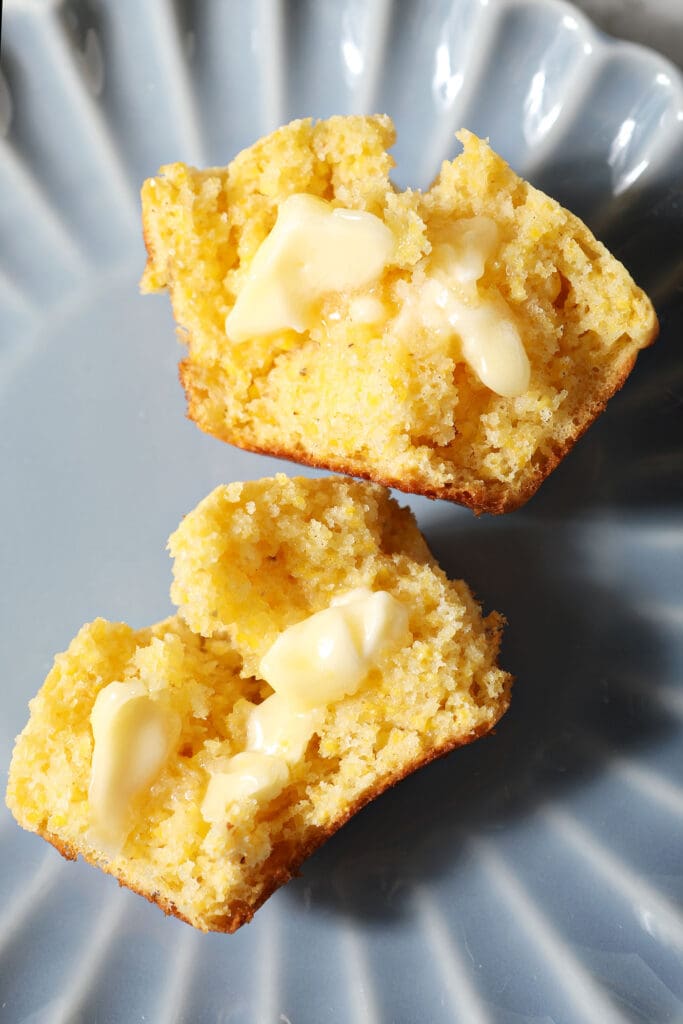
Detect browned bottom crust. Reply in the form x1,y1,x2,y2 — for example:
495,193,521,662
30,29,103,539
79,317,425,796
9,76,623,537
178,336,655,515
32,713,507,933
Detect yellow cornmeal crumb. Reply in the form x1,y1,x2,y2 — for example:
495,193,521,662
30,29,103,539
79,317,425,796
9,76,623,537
141,115,657,514
6,476,511,933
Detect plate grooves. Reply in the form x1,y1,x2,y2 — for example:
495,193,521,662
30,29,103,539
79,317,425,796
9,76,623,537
0,140,89,276
605,50,683,202
472,836,630,1024
516,4,604,177
618,672,683,719
581,735,683,819
153,926,201,1024
418,0,505,186
39,6,140,231
340,915,381,1024
48,890,128,1024
520,0,683,177
0,851,65,960
591,73,683,240
414,885,490,1024
144,0,207,168
257,0,285,133
347,0,392,115
255,901,281,1024
544,807,683,952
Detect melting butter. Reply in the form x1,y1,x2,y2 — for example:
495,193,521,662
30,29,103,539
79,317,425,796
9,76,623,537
201,589,409,826
201,752,289,823
445,292,530,398
246,692,324,764
88,680,180,856
225,193,394,342
438,216,500,284
396,217,530,398
258,588,409,709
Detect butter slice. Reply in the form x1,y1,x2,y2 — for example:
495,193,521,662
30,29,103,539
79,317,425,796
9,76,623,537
247,693,324,763
201,752,289,823
259,588,409,709
396,221,530,398
202,590,408,825
438,216,500,284
330,588,410,659
226,194,394,342
88,680,180,855
430,227,530,398
446,292,530,398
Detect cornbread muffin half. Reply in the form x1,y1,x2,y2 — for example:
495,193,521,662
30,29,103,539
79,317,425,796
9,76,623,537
140,115,657,513
6,476,511,932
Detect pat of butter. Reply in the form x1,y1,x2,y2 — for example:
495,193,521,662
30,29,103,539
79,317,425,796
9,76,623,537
247,693,324,763
431,221,530,397
445,292,530,398
330,588,410,658
201,751,289,823
396,220,530,398
259,588,409,709
437,216,500,284
88,680,180,855
226,194,395,342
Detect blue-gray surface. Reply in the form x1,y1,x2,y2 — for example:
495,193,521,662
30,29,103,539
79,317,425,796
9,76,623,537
0,1,681,1022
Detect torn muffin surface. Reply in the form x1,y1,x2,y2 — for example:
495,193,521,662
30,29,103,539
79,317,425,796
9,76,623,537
141,115,657,513
6,475,511,932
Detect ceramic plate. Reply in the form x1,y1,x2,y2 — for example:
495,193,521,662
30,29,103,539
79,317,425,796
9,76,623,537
1,1,682,1021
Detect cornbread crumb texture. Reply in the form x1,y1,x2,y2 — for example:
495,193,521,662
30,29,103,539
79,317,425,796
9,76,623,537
7,476,511,932
141,115,657,513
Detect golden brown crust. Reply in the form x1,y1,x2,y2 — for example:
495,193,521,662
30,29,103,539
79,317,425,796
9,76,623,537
142,122,659,517
32,705,509,933
39,829,198,928
178,331,656,515
140,217,164,294
141,226,155,286
8,472,513,934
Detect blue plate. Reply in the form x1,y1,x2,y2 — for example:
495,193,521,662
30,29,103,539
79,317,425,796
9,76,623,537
1,1,682,1020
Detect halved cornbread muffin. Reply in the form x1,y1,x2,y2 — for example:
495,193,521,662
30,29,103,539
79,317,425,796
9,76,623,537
7,476,511,931
141,116,657,512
